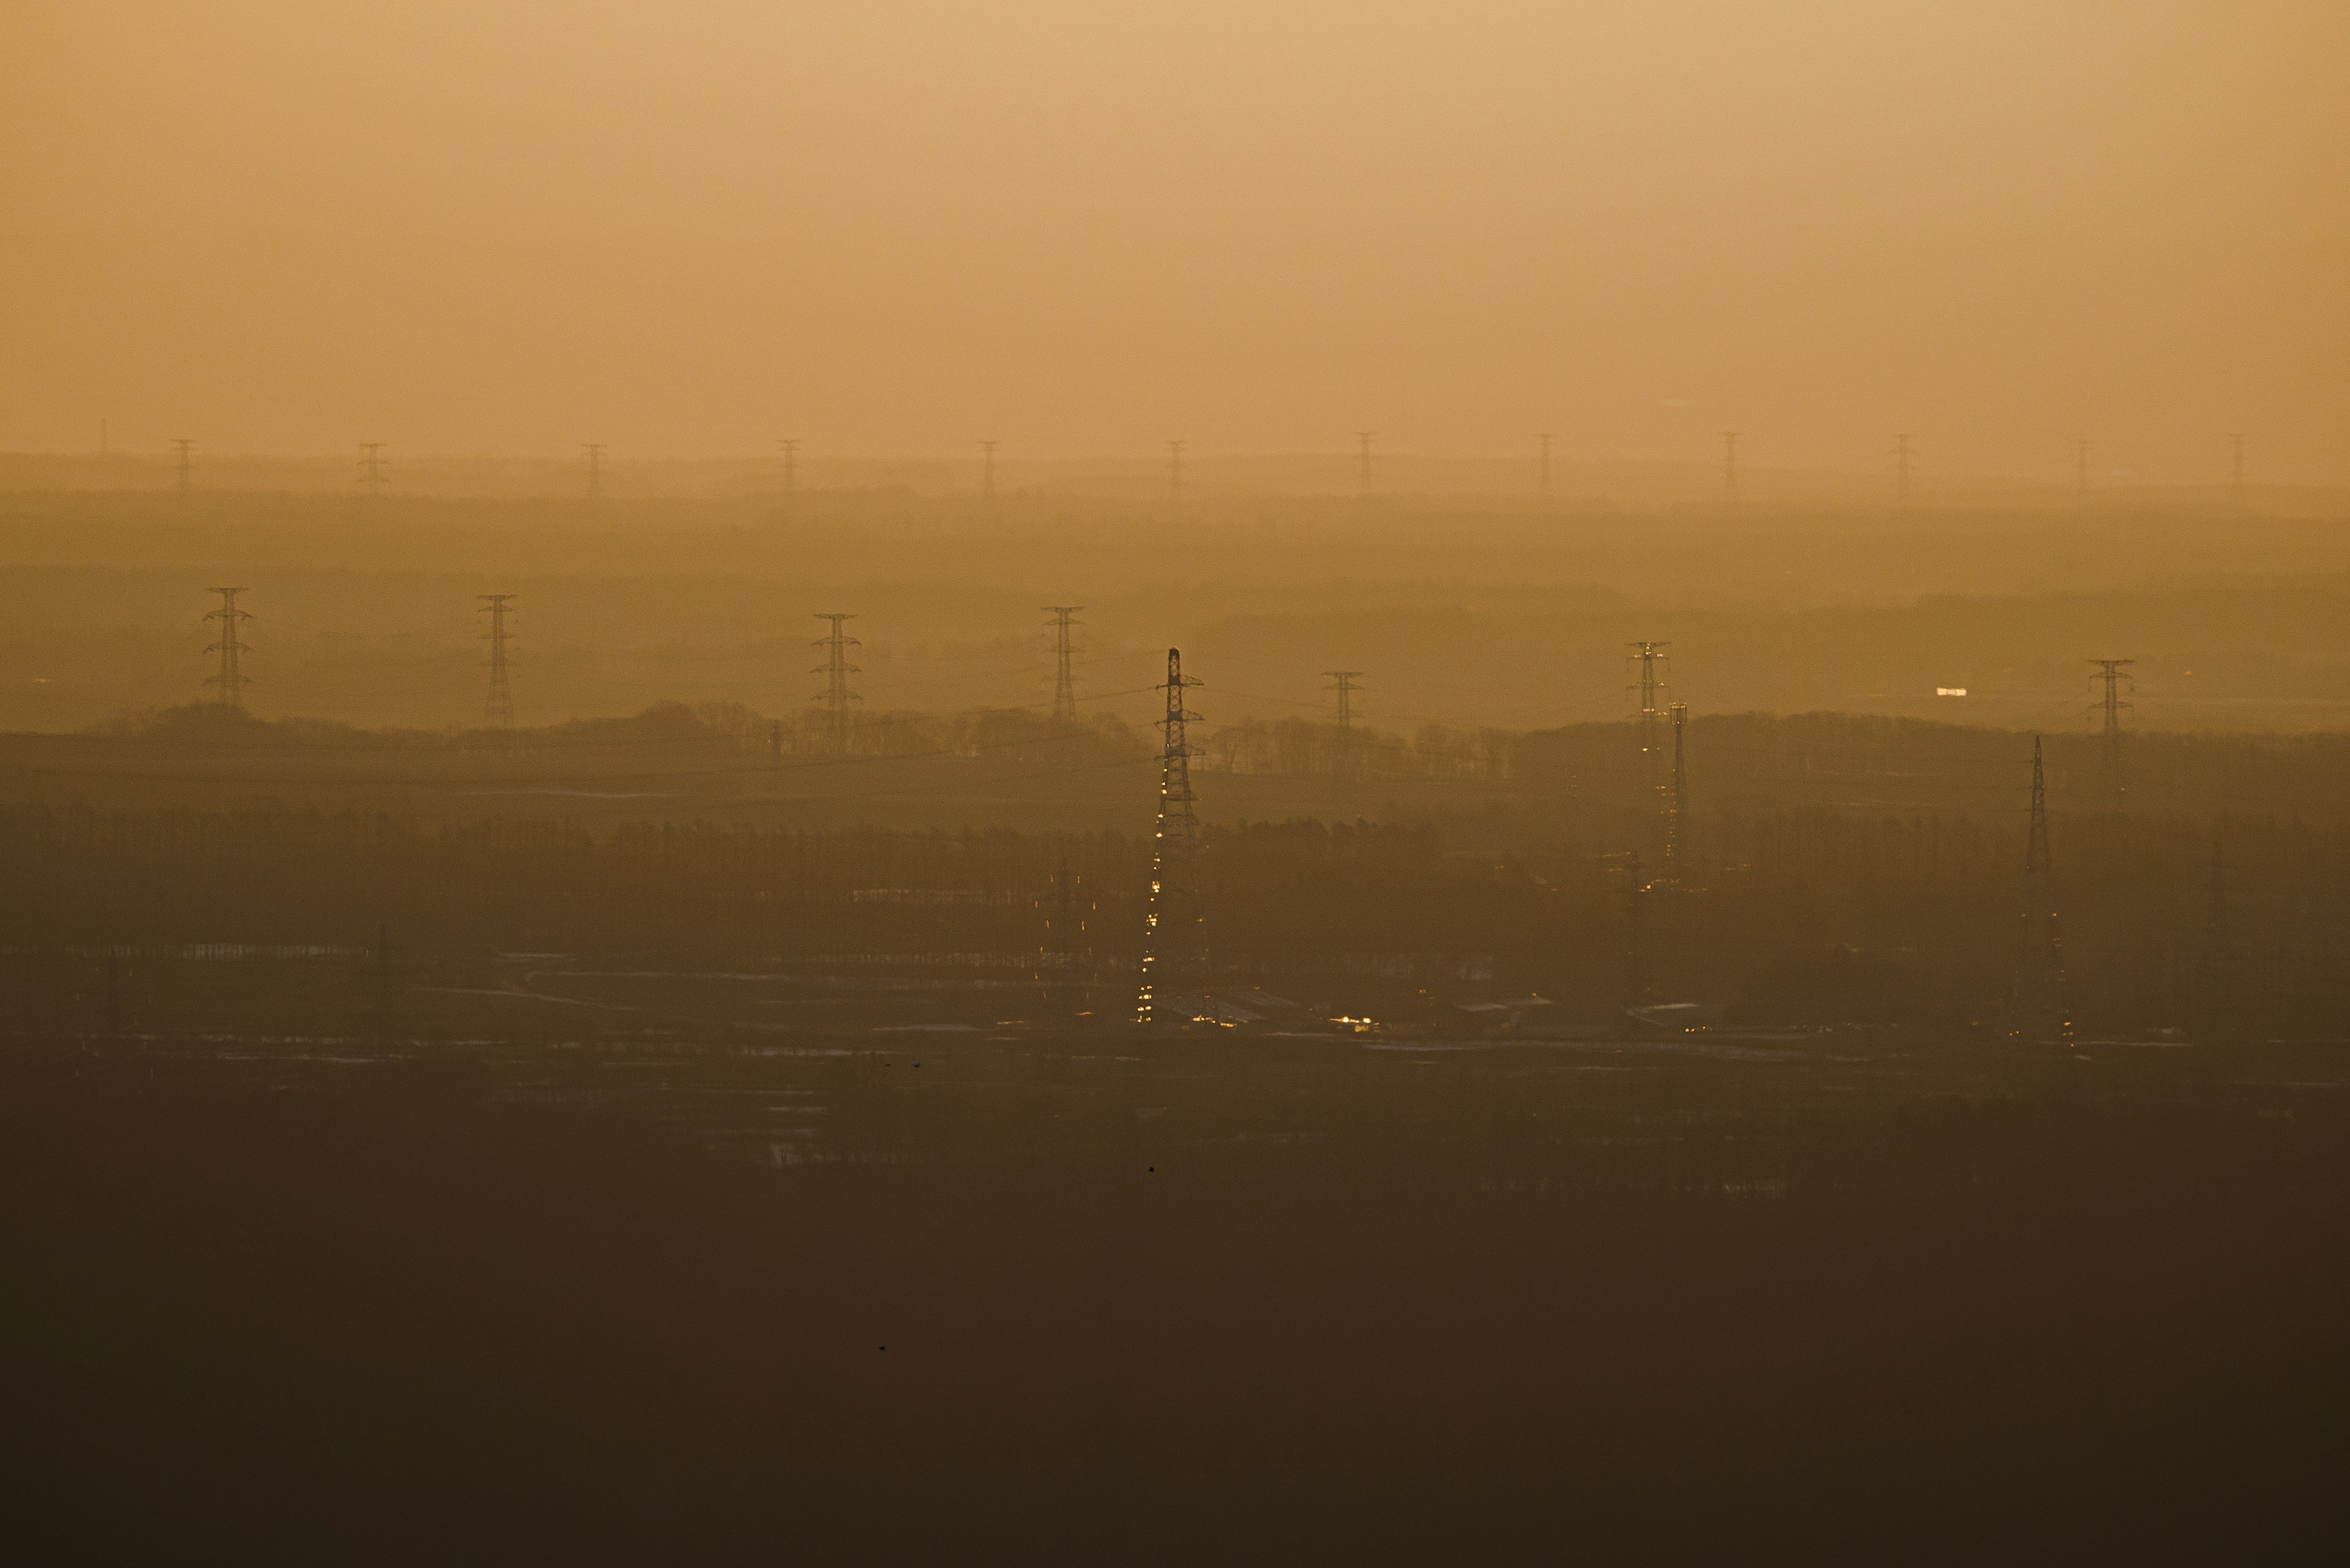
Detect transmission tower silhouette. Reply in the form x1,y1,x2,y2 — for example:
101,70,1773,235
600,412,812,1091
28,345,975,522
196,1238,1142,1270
173,438,196,495
583,442,607,499
1721,431,1739,506
359,442,387,496
2075,438,2092,502
1137,647,1205,1028
2229,433,2247,507
1664,702,1689,883
1045,606,1084,722
813,613,860,755
1324,670,1363,792
979,440,998,500
1893,434,1913,506
2009,735,2074,1044
1356,431,1376,500
1167,439,1185,508
2089,658,2134,799
1628,641,1671,778
480,594,518,730
777,438,800,501
204,588,250,708
1536,433,1555,501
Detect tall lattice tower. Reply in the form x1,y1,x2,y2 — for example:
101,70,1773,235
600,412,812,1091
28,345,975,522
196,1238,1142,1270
1628,641,1671,782
204,588,251,708
173,438,197,495
813,613,860,754
1045,607,1084,723
2089,658,2134,800
360,442,388,496
480,594,518,730
1137,647,1205,1028
1324,670,1363,793
1664,703,1689,883
2008,735,2074,1045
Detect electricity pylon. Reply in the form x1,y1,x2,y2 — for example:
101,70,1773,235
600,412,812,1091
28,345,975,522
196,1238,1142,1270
813,613,860,754
1324,670,1363,793
204,588,250,708
2089,658,2134,800
360,442,388,496
480,594,518,730
1045,606,1084,722
2008,735,2074,1045
1137,647,1204,1028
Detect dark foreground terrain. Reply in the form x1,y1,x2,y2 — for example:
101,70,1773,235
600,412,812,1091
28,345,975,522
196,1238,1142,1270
6,1026,2346,1561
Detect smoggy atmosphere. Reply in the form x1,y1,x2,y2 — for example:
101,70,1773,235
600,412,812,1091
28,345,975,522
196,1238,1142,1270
6,4,2350,1560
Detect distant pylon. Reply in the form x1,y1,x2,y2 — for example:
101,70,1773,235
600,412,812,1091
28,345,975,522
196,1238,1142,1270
1664,702,1688,881
1168,439,1186,508
583,442,606,499
979,439,998,500
359,442,388,496
1628,641,1671,778
1137,647,1206,1028
173,438,196,494
2009,735,2074,1045
812,613,860,754
1721,431,1739,506
1356,431,1375,500
2089,658,2134,799
1324,670,1363,791
2229,433,2246,508
203,588,250,708
777,438,800,501
2075,438,2092,502
1045,606,1084,722
480,594,518,730
1537,433,1555,501
1893,434,1913,507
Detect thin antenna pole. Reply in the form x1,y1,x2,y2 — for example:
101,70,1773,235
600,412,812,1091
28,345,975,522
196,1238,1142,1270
480,594,518,730
1045,606,1084,723
812,613,861,755
203,588,250,708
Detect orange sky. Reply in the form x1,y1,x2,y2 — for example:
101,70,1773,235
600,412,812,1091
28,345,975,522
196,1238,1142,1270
3,1,2344,481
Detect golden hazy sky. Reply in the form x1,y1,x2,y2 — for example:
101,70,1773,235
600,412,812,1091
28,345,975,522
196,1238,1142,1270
4,1,2344,479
